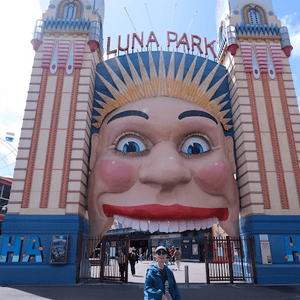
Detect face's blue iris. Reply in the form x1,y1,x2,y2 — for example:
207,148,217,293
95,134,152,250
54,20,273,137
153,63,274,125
123,141,140,153
181,137,210,155
187,142,203,154
117,137,146,153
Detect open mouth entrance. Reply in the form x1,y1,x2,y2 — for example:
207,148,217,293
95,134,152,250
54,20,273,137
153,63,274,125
114,214,219,233
103,204,228,233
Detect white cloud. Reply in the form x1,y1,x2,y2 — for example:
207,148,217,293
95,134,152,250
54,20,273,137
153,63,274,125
0,1,42,176
281,13,300,57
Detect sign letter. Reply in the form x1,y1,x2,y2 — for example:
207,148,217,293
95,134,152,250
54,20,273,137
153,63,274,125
176,33,190,50
146,31,160,48
132,32,144,50
167,31,178,48
107,37,117,55
0,236,23,262
191,34,203,54
204,37,217,58
22,236,43,263
118,34,130,52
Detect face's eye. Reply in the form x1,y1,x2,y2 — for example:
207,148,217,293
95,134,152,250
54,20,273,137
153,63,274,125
116,137,147,153
181,136,211,155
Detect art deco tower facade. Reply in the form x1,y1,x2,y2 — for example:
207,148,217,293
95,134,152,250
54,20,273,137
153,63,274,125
0,0,104,284
216,0,300,284
10,0,103,217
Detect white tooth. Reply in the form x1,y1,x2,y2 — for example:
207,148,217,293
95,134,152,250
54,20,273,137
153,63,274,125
202,219,208,229
123,217,132,228
187,220,195,231
212,217,218,225
149,221,158,233
179,221,187,232
159,221,169,233
131,219,140,230
168,221,179,232
140,220,149,231
195,220,202,231
206,218,214,228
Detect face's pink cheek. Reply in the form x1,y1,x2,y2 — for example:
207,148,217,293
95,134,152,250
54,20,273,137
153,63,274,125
99,160,136,192
196,159,230,192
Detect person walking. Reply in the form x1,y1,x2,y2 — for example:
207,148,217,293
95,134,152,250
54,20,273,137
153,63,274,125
170,246,175,265
174,247,181,271
144,246,181,300
118,249,126,282
129,247,138,276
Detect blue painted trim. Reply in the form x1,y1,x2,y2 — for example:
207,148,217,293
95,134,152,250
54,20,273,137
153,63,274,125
0,263,78,285
2,215,89,235
256,265,300,284
235,22,278,35
240,3,269,25
44,16,91,31
240,215,300,236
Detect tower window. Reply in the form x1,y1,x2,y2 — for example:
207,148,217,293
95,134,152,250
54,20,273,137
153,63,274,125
57,0,82,20
220,26,224,40
63,2,77,19
248,8,261,25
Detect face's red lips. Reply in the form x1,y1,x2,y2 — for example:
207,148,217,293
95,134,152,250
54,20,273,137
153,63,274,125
103,204,228,221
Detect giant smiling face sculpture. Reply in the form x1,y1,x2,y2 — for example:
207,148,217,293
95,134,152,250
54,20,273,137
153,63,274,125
88,51,240,241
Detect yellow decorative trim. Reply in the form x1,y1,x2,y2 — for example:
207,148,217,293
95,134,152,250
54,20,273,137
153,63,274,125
243,5,266,24
238,36,280,42
94,50,232,130
57,0,82,19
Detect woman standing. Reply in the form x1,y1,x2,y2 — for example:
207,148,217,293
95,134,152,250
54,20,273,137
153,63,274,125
144,246,181,300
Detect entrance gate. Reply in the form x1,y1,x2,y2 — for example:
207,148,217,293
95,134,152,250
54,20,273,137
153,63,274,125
79,236,129,283
204,236,257,284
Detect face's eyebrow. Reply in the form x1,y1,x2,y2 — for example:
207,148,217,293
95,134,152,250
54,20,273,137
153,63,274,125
107,110,149,124
178,110,218,124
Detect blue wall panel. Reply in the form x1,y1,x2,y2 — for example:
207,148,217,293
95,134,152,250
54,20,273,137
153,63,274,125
240,215,300,285
0,215,89,285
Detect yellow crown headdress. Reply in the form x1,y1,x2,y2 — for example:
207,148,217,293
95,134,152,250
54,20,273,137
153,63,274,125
93,50,232,130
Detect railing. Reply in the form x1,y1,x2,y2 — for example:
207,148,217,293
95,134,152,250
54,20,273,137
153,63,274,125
204,236,257,284
79,235,129,283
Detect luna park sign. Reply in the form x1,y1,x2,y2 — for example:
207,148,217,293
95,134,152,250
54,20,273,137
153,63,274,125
106,30,217,58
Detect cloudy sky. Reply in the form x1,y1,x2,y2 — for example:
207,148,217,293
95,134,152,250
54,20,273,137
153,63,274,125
0,0,299,177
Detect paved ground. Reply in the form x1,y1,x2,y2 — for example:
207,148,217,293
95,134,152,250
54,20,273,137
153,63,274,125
1,283,300,300
1,262,300,299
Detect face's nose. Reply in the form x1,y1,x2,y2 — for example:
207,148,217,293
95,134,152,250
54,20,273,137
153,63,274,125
138,141,192,191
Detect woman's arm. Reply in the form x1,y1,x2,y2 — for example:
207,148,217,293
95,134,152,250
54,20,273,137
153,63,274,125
144,271,163,299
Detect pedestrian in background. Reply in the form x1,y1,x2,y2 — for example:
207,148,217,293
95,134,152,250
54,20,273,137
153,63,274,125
144,246,181,300
129,247,138,276
118,249,126,282
170,246,175,265
174,247,181,271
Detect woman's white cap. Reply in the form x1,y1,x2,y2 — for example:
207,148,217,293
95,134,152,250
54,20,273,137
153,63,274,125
155,246,167,253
